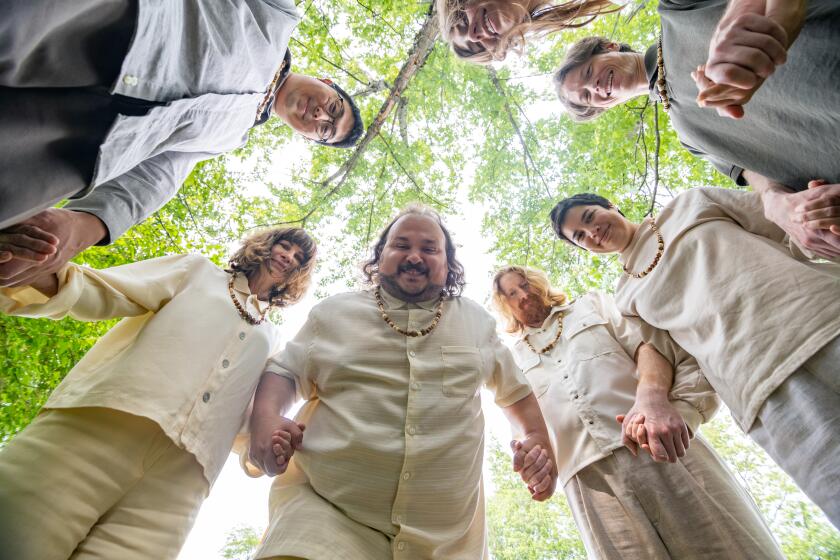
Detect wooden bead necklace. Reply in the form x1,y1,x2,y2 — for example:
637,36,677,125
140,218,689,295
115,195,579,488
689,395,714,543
228,275,269,325
656,33,671,112
523,312,564,355
375,286,444,338
623,217,665,279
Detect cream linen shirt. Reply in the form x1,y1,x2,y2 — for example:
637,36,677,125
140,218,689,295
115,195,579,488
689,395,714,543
512,291,719,485
616,187,840,431
256,288,533,560
0,254,282,485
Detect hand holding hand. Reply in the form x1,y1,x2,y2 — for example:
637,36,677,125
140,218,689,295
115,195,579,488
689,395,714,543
761,182,840,258
0,209,106,287
692,65,752,120
249,411,305,476
617,392,689,463
511,436,557,501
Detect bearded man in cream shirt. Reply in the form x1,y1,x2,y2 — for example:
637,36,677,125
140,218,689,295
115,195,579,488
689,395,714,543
492,265,783,559
243,204,557,560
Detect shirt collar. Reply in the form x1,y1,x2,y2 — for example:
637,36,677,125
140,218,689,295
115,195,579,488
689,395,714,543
254,49,292,127
376,285,441,311
231,272,271,314
521,303,572,337
644,43,659,102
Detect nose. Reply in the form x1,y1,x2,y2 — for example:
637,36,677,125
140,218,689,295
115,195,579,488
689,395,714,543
406,251,423,264
468,12,488,41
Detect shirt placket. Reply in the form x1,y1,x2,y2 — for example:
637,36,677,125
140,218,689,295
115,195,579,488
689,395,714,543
555,344,601,439
391,306,424,557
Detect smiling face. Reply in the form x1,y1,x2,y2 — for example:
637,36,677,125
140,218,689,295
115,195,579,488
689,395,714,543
377,214,449,303
497,272,551,328
273,73,354,144
560,204,637,254
559,46,648,109
249,239,305,299
448,0,533,59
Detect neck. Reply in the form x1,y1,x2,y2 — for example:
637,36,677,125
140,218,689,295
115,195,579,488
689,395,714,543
620,221,641,254
379,279,441,304
631,53,650,96
271,74,295,123
247,272,272,302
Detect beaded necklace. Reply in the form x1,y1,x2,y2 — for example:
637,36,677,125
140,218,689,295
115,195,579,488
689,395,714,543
623,217,665,279
375,286,444,338
656,33,671,112
523,312,564,355
228,275,269,325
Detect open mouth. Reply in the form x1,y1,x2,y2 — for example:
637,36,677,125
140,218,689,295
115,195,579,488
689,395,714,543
606,70,614,97
482,9,497,35
598,225,611,247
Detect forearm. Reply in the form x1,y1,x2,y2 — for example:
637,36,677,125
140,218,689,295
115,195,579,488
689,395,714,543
742,169,794,196
635,343,673,400
766,0,807,45
502,392,550,442
252,372,298,419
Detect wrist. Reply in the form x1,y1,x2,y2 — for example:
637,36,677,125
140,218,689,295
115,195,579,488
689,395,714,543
72,211,108,248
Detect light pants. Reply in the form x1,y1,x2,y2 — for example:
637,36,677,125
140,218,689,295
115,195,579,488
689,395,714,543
0,407,208,560
564,437,783,560
749,336,840,529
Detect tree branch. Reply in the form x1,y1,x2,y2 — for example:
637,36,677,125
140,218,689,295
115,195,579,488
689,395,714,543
648,102,662,216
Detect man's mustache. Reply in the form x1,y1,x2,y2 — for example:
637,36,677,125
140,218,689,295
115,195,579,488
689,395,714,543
398,262,428,274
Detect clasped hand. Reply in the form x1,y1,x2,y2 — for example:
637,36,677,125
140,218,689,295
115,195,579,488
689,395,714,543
510,436,557,501
616,395,690,464
248,413,306,477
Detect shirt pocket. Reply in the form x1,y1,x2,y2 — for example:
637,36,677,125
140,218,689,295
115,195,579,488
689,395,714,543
441,346,482,397
565,312,617,361
520,354,550,398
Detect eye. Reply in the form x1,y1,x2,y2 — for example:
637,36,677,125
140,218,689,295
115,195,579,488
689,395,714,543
587,64,592,78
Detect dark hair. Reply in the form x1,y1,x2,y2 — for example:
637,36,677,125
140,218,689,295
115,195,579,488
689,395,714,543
316,81,365,149
549,193,619,244
361,204,466,297
227,227,317,307
553,36,637,122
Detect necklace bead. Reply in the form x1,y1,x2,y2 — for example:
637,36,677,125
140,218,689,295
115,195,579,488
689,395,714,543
656,33,671,112
623,217,665,279
375,287,445,337
524,312,564,355
228,274,269,325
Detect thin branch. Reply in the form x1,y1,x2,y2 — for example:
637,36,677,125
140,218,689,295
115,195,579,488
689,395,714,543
354,0,403,37
154,214,181,251
379,134,446,207
290,37,368,85
648,102,662,216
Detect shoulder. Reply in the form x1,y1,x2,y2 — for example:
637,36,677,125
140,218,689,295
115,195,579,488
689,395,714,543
310,290,371,314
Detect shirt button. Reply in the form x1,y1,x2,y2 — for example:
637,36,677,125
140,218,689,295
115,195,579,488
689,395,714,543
563,375,569,379
122,74,138,86
239,332,246,340
588,420,594,425
202,392,211,403
573,394,579,399
410,382,421,391
408,350,416,357
403,472,411,480
397,542,406,551
407,426,416,435
395,515,403,523
222,359,230,368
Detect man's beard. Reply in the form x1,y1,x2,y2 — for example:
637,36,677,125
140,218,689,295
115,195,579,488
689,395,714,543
519,294,550,326
379,263,445,303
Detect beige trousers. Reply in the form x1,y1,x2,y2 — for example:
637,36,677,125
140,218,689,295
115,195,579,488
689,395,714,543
564,437,783,560
0,407,208,560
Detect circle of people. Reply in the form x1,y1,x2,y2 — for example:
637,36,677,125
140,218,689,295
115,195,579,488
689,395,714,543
0,1,838,559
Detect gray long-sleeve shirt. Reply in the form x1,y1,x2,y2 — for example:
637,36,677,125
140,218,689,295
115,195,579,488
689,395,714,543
651,0,840,190
65,0,300,241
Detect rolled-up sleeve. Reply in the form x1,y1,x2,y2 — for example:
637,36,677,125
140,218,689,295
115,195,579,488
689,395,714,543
0,253,196,321
485,328,532,408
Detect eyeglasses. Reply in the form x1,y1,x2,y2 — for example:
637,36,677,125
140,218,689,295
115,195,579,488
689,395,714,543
315,91,346,143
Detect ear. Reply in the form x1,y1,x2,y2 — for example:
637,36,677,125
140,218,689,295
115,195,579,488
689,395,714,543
318,78,334,86
606,42,621,52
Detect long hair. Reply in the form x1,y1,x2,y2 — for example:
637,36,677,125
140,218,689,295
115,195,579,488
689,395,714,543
361,204,466,297
492,265,569,333
554,36,638,121
227,227,317,307
437,0,620,64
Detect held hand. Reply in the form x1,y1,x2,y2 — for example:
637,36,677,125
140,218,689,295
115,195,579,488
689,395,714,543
705,7,788,90
249,412,305,477
511,437,557,501
270,423,306,474
618,395,689,463
761,184,840,258
693,65,751,120
0,209,106,287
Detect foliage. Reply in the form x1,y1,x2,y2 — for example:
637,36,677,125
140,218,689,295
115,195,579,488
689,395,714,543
220,525,261,560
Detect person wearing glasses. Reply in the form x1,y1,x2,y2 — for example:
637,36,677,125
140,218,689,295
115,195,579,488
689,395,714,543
549,188,840,529
0,0,364,287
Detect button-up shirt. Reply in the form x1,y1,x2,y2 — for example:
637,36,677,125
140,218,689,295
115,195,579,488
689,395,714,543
512,291,718,485
616,187,840,431
0,254,283,486
254,288,533,560
64,0,300,241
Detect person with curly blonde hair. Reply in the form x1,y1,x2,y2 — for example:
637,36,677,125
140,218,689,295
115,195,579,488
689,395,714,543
436,0,620,64
492,265,783,559
0,227,315,560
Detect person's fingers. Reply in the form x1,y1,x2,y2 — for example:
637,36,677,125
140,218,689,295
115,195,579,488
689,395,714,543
530,461,555,494
635,422,648,449
807,179,829,189
660,432,679,463
0,237,56,261
832,225,840,235
0,252,11,264
804,218,840,231
520,445,543,474
646,432,670,462
9,223,60,245
287,422,304,448
522,449,549,483
272,438,292,458
615,414,625,424
526,455,552,488
297,422,306,432
681,424,691,452
275,453,288,469
672,430,687,459
272,430,292,442
511,440,525,472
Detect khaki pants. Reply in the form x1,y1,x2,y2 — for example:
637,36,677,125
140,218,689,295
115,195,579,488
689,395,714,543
564,437,783,560
749,336,840,529
0,407,208,560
